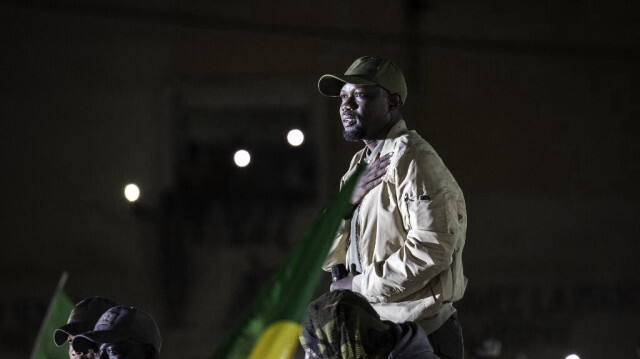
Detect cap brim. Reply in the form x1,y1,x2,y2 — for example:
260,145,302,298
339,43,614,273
72,331,128,352
53,322,87,346
318,74,377,97
53,329,70,346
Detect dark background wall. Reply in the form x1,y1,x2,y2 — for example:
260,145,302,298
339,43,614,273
1,1,639,358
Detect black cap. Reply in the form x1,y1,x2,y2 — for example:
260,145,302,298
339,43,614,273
72,306,162,354
53,296,118,346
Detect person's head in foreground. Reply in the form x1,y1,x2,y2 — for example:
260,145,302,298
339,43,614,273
300,290,396,359
71,306,161,359
53,296,118,359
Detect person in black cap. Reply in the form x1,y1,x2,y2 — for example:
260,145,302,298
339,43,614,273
318,56,467,359
71,306,162,359
53,296,118,359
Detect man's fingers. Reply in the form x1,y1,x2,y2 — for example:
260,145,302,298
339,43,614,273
354,152,392,198
364,176,384,190
361,164,388,185
365,180,381,191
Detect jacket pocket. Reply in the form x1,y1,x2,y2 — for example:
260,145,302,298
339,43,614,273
404,192,447,232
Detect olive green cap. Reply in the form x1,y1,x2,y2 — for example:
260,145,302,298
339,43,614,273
318,56,407,103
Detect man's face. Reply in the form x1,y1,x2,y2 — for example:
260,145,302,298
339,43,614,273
339,83,391,142
95,340,148,359
67,335,96,359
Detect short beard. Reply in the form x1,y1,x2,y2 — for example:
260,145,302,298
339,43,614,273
343,126,365,142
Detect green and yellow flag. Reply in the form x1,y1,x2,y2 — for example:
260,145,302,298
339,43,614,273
211,165,364,359
30,272,75,359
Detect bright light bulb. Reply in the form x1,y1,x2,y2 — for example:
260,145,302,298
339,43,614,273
124,183,140,202
566,354,580,359
234,149,251,167
287,129,304,146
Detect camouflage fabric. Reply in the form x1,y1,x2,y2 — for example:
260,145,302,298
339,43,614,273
300,290,394,359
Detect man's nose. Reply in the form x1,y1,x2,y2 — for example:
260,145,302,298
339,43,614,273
77,350,95,359
341,95,356,110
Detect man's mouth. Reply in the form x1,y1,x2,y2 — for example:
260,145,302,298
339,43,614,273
342,116,356,127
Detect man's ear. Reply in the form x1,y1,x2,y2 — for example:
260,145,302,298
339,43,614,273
388,93,401,111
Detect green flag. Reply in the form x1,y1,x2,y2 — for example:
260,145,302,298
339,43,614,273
211,164,364,359
30,272,75,359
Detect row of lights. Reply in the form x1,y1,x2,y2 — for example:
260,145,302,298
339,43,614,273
234,128,305,168
124,129,306,202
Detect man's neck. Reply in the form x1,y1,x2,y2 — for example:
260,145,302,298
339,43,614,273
364,139,381,152
363,117,401,151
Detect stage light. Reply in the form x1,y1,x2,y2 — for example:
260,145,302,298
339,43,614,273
124,183,140,202
234,149,251,167
565,354,580,359
287,129,304,146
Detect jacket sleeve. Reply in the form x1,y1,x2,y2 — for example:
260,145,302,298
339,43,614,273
322,218,350,271
353,147,466,303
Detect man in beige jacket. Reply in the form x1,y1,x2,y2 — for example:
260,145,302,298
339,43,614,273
318,56,468,359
